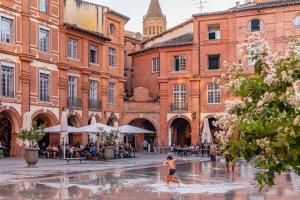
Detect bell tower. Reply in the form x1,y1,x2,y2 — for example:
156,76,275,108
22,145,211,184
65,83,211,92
143,0,167,38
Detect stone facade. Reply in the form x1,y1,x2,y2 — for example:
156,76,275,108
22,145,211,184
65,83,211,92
131,0,300,147
0,0,129,156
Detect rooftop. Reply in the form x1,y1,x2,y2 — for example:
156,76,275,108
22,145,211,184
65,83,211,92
193,0,300,17
64,23,111,41
129,33,194,56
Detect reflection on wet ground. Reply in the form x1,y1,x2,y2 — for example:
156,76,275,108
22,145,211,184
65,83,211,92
0,160,299,200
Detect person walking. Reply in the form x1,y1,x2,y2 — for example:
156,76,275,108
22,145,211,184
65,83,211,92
143,139,148,154
209,144,218,169
153,138,158,155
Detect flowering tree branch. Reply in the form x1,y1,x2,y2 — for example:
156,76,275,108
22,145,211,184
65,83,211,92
214,33,300,190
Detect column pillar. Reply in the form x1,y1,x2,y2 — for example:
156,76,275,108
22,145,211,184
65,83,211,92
81,69,91,144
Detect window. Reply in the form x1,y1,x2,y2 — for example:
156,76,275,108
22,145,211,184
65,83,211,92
173,85,186,111
152,57,160,73
208,54,220,70
294,15,300,27
109,24,115,34
207,83,220,104
149,27,151,35
207,24,220,40
109,47,116,67
68,76,77,99
249,19,262,32
39,0,48,13
39,72,50,102
89,45,98,64
68,38,77,59
108,82,115,104
124,50,127,66
89,80,98,101
39,28,49,52
1,63,14,98
1,16,13,44
173,56,186,71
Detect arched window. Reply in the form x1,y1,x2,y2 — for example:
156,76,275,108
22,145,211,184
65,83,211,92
152,26,155,34
248,19,262,32
149,27,151,35
157,26,159,33
160,26,162,33
294,15,300,27
108,24,115,34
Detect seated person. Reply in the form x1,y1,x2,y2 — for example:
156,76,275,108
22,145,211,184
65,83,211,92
52,145,59,159
46,145,52,158
89,145,97,155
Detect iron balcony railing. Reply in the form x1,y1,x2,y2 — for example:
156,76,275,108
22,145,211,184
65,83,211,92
68,97,82,109
89,99,102,111
170,103,188,112
1,90,14,98
40,95,50,102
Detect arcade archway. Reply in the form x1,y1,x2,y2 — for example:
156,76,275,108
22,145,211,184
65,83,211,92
201,117,218,144
128,118,156,150
33,113,55,146
170,118,191,146
0,112,12,157
68,115,81,145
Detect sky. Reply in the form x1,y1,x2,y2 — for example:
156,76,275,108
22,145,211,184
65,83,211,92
86,0,238,32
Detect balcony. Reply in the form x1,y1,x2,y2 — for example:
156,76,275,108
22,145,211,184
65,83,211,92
67,97,82,109
40,95,50,102
89,99,102,111
170,103,188,112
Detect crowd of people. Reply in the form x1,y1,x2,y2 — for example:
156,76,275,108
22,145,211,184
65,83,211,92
170,142,220,157
39,142,135,160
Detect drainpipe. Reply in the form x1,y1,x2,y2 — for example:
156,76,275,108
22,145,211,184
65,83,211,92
198,19,202,143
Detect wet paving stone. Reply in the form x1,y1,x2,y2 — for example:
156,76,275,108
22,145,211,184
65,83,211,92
0,160,299,200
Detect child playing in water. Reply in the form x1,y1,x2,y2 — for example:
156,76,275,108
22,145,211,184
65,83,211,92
163,156,183,185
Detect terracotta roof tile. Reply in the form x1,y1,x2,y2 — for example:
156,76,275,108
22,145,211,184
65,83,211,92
129,33,193,56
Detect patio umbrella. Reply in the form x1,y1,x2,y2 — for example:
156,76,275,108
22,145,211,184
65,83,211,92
201,118,212,143
74,123,116,133
44,125,78,133
89,115,98,143
22,111,32,131
118,125,155,135
60,110,68,159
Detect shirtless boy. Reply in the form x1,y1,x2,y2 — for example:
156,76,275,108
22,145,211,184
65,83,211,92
163,156,183,184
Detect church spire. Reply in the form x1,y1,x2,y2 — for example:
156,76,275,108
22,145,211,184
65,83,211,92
143,0,167,38
144,0,165,20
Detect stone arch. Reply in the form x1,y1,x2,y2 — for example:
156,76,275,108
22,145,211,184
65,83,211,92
123,115,159,134
67,113,81,128
107,113,119,127
169,117,192,147
0,106,21,133
168,115,192,128
0,106,22,156
128,118,157,151
67,113,82,145
31,109,59,126
88,113,101,124
32,109,59,147
200,114,218,144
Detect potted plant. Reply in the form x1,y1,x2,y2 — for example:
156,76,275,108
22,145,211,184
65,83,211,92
18,121,46,167
99,129,120,160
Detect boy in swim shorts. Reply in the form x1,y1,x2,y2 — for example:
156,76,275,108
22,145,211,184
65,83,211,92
163,156,183,184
